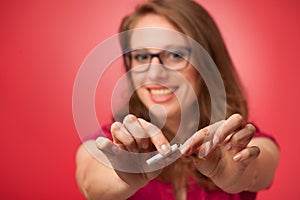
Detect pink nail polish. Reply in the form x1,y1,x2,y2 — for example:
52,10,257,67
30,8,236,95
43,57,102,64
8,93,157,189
233,153,242,161
225,143,232,151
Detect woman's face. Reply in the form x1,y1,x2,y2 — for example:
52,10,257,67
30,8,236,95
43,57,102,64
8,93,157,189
129,14,200,122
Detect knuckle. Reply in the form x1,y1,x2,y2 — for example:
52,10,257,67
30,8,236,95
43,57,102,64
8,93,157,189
201,127,210,136
197,127,209,137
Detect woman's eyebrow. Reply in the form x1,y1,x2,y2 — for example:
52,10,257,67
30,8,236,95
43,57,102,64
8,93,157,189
132,45,189,51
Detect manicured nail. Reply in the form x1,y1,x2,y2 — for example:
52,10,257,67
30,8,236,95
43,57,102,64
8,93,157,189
96,137,108,149
161,144,171,155
179,144,188,154
225,142,232,151
233,153,242,161
179,144,192,155
180,139,193,154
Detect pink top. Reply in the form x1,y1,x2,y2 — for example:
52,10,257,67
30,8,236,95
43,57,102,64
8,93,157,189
129,179,256,200
89,124,277,200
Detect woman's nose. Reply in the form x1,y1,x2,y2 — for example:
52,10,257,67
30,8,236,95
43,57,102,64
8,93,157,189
147,57,168,81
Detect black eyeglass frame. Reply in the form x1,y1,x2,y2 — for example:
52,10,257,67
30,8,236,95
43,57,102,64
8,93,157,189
124,46,192,73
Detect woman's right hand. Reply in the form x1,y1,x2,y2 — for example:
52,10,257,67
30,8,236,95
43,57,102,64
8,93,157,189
95,114,172,189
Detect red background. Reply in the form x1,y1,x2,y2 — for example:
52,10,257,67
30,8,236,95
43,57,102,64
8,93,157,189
1,0,299,199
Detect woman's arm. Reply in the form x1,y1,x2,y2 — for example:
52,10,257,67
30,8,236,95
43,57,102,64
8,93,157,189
76,116,170,200
76,141,140,200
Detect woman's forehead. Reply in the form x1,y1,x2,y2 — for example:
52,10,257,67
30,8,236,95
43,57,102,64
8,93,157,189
129,28,188,50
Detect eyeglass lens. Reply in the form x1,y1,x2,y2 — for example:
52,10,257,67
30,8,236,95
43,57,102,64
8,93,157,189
126,46,191,72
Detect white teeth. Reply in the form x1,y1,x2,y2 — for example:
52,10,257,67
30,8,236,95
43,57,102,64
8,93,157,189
150,89,172,96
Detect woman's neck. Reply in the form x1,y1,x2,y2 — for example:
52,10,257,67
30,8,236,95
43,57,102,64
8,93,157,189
164,110,199,144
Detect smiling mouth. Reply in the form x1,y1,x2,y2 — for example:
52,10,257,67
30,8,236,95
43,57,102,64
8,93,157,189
149,88,172,96
147,86,177,103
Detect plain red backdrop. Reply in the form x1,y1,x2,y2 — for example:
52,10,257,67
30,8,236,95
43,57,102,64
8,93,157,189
1,0,299,199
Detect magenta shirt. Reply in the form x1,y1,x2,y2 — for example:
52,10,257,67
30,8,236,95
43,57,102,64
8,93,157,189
129,178,256,200
90,124,277,200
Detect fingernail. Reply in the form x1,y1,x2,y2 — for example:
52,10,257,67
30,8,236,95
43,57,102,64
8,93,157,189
180,139,193,154
161,144,171,155
225,142,232,151
96,137,108,149
233,153,242,161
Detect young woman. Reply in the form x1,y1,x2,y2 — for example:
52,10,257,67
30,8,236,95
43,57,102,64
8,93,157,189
76,0,279,199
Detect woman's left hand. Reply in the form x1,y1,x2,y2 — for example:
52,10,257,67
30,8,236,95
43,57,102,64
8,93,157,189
181,114,260,192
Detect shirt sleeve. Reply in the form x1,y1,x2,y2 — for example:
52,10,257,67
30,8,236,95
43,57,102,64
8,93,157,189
81,123,113,141
253,125,279,148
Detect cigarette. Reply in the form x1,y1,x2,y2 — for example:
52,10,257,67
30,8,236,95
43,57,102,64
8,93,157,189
146,143,181,165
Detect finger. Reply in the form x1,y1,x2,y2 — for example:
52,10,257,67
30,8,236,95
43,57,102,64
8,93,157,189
180,120,225,156
197,120,225,157
146,144,181,166
207,120,226,134
213,114,243,145
111,121,139,153
197,141,214,158
95,137,149,173
226,124,256,151
180,127,212,155
96,136,120,155
233,146,260,165
123,114,151,150
138,118,171,156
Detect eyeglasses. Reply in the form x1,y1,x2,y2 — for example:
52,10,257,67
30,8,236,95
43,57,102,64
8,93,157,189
124,46,191,73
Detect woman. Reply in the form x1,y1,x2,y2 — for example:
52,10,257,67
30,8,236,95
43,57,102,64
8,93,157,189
76,0,279,199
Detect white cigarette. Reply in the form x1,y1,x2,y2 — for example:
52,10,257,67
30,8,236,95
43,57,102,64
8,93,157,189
146,143,181,165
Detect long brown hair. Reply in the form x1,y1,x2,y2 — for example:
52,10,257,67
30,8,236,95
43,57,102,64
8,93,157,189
118,0,248,198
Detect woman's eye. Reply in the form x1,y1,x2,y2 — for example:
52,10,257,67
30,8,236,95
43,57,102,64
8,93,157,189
134,53,149,62
166,51,185,60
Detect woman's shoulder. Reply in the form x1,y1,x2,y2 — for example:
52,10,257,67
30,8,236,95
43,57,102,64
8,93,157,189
82,123,113,141
253,124,279,147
